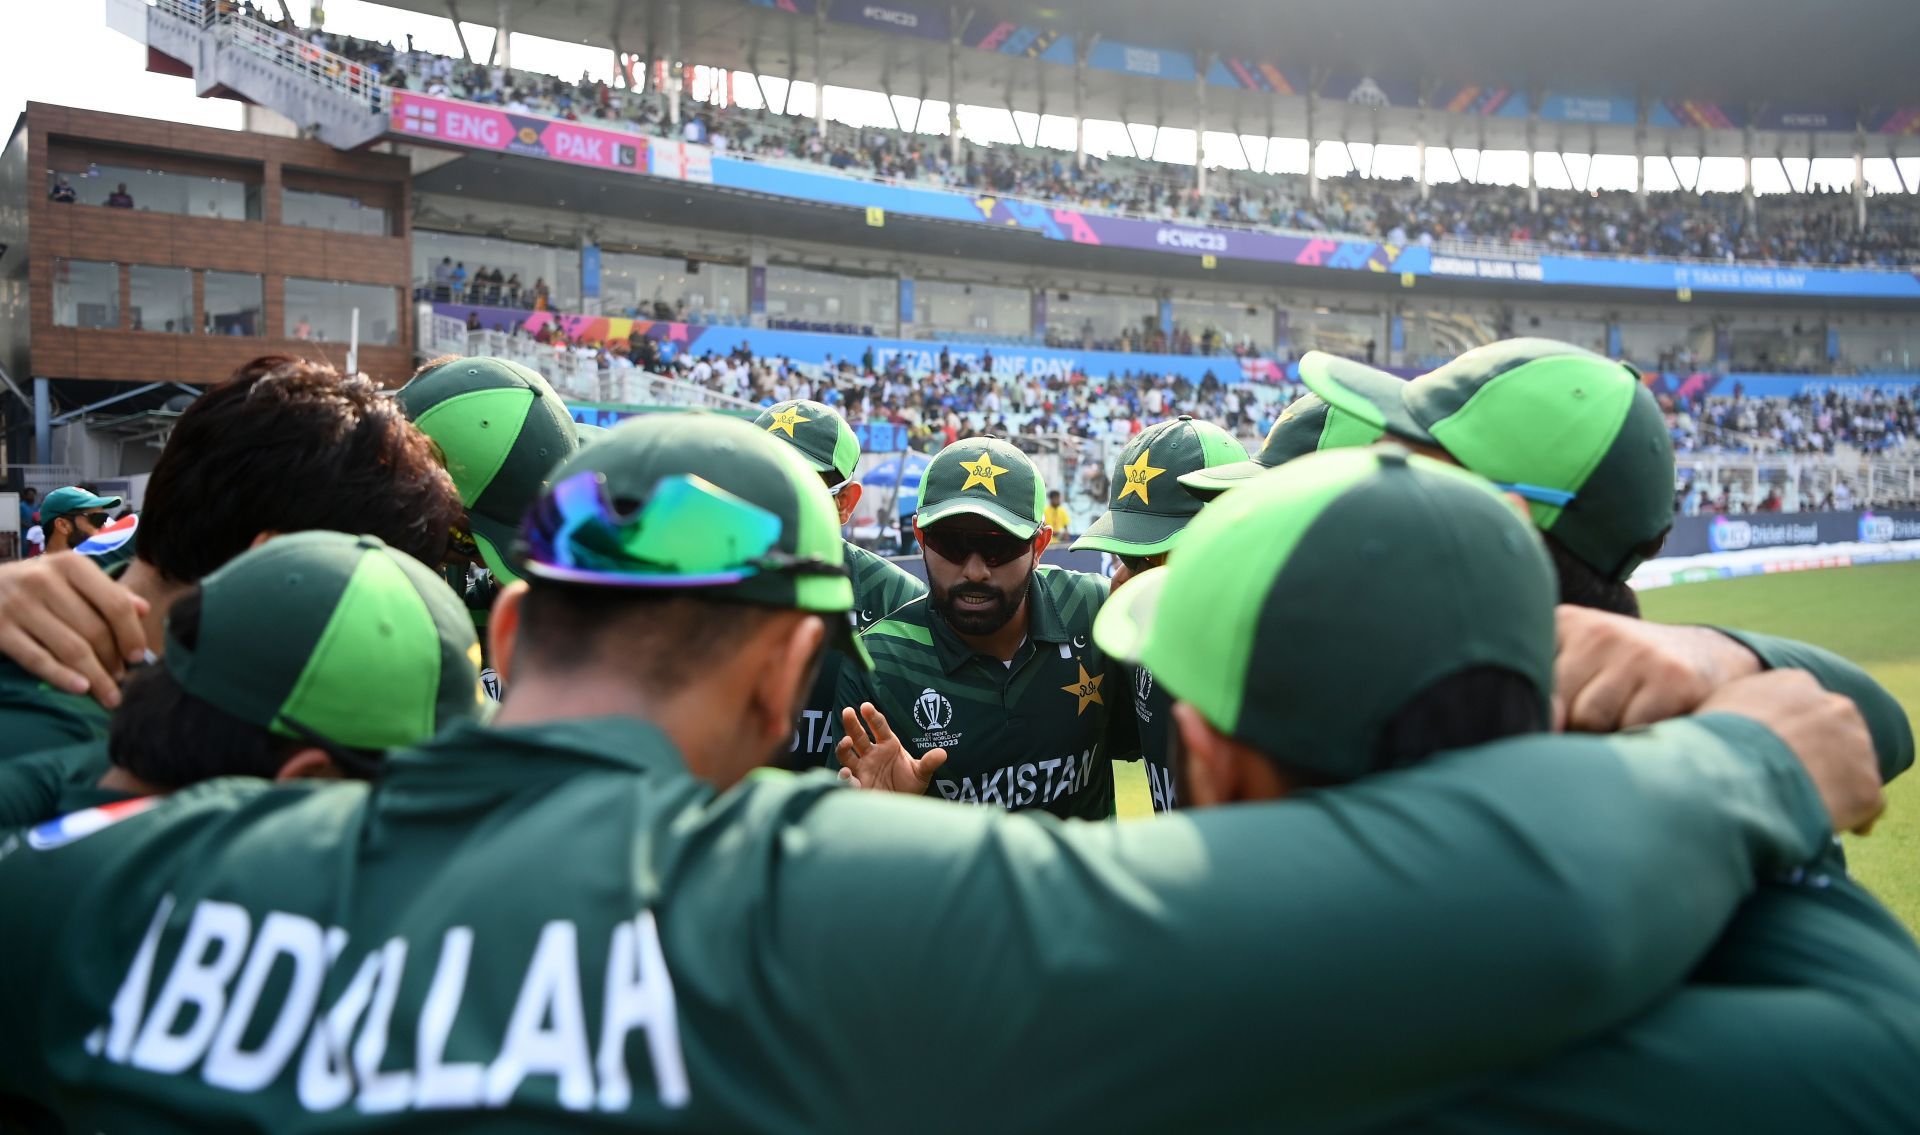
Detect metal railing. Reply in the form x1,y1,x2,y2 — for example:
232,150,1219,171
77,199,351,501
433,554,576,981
149,0,387,117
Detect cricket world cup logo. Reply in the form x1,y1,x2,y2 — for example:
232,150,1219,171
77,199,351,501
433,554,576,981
912,688,954,733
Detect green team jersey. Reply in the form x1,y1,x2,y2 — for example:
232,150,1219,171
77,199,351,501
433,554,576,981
1129,663,1179,812
0,657,110,763
1126,626,1917,815
787,541,925,766
1406,846,1920,1134
0,743,121,826
1727,628,1914,783
837,565,1123,819
0,712,1832,1132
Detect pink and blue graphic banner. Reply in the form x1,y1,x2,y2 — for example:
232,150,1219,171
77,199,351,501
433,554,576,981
391,91,647,172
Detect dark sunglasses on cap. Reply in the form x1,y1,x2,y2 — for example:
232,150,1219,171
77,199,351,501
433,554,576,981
78,512,111,527
920,525,1035,568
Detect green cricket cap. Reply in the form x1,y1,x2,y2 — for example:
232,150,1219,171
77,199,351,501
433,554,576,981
40,486,123,521
1095,447,1556,781
1297,339,1676,581
164,531,484,752
1073,416,1248,555
1177,395,1384,499
523,412,858,619
754,399,860,483
398,357,580,586
915,437,1046,538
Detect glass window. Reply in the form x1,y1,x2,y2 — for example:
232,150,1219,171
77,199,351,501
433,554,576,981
1171,298,1268,354
284,189,390,236
1047,292,1155,350
204,271,264,336
414,231,580,310
128,266,193,335
765,264,895,334
599,251,745,322
915,279,1029,338
51,164,259,220
284,278,399,345
52,259,119,329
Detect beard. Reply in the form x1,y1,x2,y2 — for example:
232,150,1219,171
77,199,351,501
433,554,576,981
930,573,1028,637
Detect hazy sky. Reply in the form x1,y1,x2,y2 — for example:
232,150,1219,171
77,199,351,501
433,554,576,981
5,1,1912,195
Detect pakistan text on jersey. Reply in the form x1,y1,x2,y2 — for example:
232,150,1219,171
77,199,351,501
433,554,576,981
935,750,1097,808
90,896,690,1115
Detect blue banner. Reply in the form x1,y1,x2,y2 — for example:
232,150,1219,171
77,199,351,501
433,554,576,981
831,1,949,41
897,276,914,325
1535,94,1638,125
1086,41,1195,83
580,243,600,298
1536,256,1920,299
1754,104,1859,132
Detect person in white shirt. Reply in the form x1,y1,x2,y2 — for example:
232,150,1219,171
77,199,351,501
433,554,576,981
689,356,714,386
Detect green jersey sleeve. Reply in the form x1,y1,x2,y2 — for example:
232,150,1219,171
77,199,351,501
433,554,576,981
1396,856,1920,1134
1714,628,1915,785
0,742,119,828
0,659,111,763
765,713,1832,1131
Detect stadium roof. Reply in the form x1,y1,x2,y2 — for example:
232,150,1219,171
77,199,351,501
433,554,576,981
1008,0,1920,109
373,0,1920,110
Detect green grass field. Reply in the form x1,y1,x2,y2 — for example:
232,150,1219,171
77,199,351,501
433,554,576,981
1115,560,1920,932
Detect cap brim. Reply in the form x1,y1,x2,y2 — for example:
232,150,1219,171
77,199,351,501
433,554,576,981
1176,459,1271,499
915,497,1041,538
1071,508,1191,555
468,512,524,584
1298,353,1435,445
1091,562,1171,667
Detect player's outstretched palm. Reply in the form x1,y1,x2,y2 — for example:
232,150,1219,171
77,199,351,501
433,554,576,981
837,702,947,795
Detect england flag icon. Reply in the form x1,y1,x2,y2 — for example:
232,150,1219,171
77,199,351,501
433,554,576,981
402,101,439,135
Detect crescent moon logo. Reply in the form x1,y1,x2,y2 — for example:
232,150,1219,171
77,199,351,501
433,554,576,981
1072,634,1086,649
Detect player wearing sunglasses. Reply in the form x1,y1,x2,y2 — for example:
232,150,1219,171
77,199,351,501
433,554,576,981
753,399,924,766
835,437,1127,819
37,487,122,555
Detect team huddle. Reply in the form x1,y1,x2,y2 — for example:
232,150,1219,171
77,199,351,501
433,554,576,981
0,340,1910,1131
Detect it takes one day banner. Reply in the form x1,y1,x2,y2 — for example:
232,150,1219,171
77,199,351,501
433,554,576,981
392,91,648,173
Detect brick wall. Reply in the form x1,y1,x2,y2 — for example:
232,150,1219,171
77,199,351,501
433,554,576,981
26,103,415,387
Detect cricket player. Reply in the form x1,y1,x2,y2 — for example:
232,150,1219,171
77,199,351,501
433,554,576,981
835,436,1123,817
1177,392,1382,501
0,413,1875,1131
1093,446,1920,1133
1069,415,1248,812
0,357,463,761
0,531,484,825
753,399,923,765
1293,338,1672,615
35,487,123,554
397,356,581,700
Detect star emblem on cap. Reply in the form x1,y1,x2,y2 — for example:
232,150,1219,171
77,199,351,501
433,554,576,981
959,453,1009,496
1061,663,1105,715
1117,449,1166,505
766,405,812,437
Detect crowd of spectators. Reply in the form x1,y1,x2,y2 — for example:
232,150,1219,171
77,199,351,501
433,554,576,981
276,21,1920,271
1664,387,1918,456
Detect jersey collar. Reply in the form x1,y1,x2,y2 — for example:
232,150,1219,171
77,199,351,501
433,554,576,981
383,716,692,786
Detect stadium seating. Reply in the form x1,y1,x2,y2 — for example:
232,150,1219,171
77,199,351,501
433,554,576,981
312,29,1920,270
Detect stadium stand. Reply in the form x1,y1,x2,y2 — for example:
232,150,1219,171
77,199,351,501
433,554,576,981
302,26,1920,269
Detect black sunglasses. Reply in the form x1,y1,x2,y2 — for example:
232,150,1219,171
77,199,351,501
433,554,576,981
79,512,111,527
921,526,1034,568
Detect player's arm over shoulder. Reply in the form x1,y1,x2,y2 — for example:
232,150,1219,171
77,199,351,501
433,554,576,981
1717,627,1914,784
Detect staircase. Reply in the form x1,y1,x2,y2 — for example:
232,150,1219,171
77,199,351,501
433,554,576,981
107,0,388,149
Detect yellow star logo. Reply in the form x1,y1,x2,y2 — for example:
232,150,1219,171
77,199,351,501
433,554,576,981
958,453,1009,496
766,405,811,437
1117,448,1166,505
1061,663,1105,715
